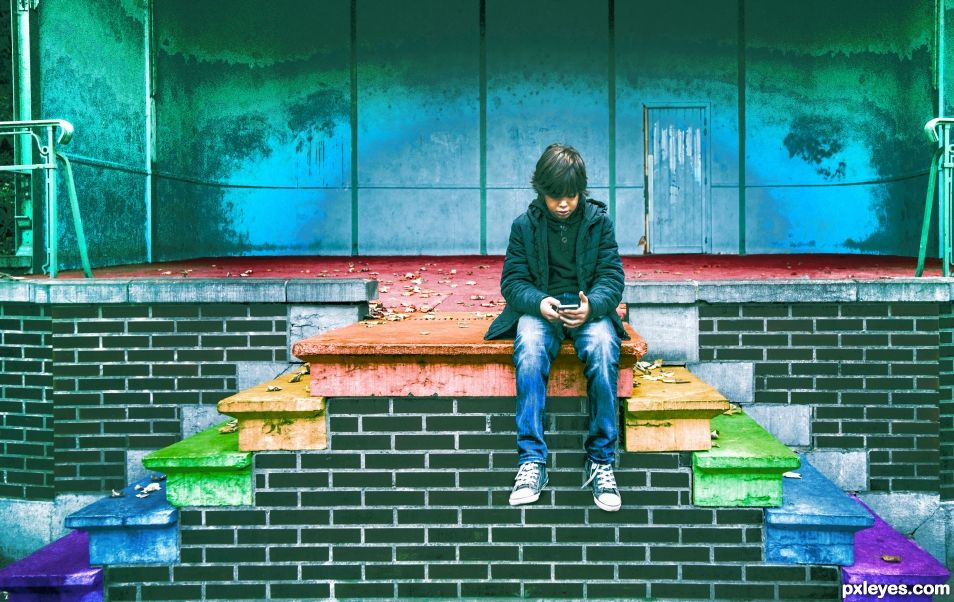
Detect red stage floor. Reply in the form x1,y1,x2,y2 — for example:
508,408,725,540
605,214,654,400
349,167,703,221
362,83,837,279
41,254,944,313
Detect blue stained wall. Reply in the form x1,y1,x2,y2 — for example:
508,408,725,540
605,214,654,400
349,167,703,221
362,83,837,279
744,0,935,255
485,0,610,253
37,0,148,267
357,0,481,254
153,0,352,259
32,1,951,264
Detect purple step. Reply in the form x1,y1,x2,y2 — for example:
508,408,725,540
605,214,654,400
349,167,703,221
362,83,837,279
843,496,950,602
0,530,103,602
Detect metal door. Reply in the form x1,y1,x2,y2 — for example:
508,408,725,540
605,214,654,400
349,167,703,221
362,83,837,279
644,105,710,253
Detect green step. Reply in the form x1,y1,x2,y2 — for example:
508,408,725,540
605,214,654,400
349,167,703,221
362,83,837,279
692,411,799,507
142,422,252,507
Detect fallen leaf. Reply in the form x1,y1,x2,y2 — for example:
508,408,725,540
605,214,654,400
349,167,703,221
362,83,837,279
266,385,282,392
465,280,477,285
420,331,430,335
111,489,124,497
881,555,902,563
143,482,161,493
218,419,239,434
782,472,801,479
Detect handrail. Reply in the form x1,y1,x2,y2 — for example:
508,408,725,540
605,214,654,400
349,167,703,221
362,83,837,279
917,118,954,277
0,119,91,278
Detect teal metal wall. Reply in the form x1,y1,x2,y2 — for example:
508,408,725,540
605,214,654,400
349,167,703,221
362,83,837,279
34,0,948,264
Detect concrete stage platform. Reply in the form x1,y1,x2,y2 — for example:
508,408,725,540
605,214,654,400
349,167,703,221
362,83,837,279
23,253,949,313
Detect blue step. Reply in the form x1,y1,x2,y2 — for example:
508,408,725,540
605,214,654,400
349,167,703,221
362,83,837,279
0,530,103,602
763,455,873,565
64,475,179,565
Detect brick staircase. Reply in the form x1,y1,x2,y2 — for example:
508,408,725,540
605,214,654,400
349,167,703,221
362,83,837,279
3,313,950,601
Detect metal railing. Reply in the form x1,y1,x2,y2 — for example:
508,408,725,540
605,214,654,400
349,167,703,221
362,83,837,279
0,119,92,278
916,118,954,277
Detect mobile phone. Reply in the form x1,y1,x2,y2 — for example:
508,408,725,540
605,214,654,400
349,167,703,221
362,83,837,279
556,303,580,311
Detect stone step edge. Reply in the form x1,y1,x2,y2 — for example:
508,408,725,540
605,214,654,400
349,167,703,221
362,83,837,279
64,477,179,566
692,411,800,471
843,495,951,584
763,455,874,567
624,366,730,453
0,530,102,589
217,375,327,452
142,421,251,470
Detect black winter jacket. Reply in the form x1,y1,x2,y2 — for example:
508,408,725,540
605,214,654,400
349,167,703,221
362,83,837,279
484,197,629,341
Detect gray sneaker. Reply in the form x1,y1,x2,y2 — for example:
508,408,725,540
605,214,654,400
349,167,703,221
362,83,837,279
509,462,548,506
583,459,621,512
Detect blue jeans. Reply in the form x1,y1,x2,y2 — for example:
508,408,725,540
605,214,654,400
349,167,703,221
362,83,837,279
513,296,621,466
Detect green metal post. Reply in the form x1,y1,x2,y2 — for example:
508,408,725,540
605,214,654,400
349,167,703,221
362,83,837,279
15,1,33,166
45,126,56,277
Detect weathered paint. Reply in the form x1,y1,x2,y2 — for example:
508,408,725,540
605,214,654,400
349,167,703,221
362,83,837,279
37,0,148,267
216,377,327,451
64,476,179,565
744,0,935,255
692,411,800,507
843,496,950,601
153,0,352,260
624,367,729,452
28,1,949,263
141,422,253,507
293,312,645,398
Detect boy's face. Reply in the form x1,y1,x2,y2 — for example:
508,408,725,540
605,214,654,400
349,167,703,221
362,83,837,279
544,194,579,221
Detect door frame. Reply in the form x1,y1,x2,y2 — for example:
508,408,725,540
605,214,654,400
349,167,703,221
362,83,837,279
643,102,712,254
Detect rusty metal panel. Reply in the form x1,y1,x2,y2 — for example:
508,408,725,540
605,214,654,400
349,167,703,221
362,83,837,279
38,0,148,267
153,0,351,260
647,106,709,254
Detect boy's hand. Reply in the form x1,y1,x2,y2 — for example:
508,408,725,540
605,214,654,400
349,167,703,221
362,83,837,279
558,291,590,328
540,297,562,321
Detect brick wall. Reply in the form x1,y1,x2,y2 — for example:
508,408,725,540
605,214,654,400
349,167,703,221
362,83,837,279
105,397,839,601
699,302,940,494
939,303,954,501
0,303,53,500
51,303,288,494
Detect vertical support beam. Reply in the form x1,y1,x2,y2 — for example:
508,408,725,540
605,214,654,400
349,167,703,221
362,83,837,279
144,0,155,263
737,0,747,255
15,0,32,166
45,127,56,277
349,0,359,256
607,0,616,220
479,0,487,255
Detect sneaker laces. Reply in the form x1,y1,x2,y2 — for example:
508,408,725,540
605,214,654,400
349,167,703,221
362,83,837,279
514,463,541,487
583,462,617,491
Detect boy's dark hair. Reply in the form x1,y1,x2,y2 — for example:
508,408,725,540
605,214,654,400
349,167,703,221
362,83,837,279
531,143,588,199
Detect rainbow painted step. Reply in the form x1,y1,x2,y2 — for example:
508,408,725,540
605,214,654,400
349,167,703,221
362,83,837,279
842,496,950,602
764,455,872,565
692,411,799,507
625,366,730,452
64,475,179,565
292,312,646,397
0,530,103,602
143,422,252,507
217,376,326,451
